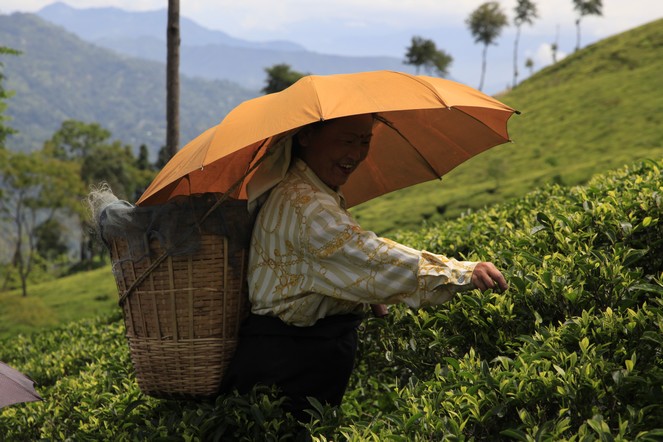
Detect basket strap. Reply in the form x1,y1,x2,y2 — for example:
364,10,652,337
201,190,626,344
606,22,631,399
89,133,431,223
118,135,287,307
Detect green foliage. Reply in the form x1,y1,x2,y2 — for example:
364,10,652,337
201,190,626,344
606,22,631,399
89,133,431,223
43,119,150,201
136,144,151,171
404,36,453,77
0,149,84,295
262,63,307,95
34,218,69,260
572,0,603,17
466,1,509,46
1,159,661,440
0,45,20,147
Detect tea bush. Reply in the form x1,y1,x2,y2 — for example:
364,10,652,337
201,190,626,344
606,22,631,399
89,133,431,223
1,159,661,440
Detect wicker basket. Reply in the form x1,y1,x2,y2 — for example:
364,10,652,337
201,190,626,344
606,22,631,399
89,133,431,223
106,198,252,399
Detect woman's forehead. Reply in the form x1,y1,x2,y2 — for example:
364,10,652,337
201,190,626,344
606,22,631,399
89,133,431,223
319,114,374,134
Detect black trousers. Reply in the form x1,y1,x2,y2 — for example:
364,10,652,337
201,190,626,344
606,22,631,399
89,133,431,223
221,313,363,419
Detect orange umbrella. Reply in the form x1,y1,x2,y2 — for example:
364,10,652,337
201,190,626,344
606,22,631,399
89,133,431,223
137,70,517,207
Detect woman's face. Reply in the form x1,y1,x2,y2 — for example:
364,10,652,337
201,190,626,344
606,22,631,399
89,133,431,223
297,114,374,190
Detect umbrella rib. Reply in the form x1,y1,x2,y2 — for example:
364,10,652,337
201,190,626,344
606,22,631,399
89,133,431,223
374,115,441,178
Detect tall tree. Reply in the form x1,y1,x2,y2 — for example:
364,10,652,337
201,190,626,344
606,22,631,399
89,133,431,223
466,2,509,91
404,36,453,77
166,0,180,159
262,64,306,94
512,0,538,88
572,0,603,52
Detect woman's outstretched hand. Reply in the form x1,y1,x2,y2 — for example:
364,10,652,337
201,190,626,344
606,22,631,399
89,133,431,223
471,262,508,293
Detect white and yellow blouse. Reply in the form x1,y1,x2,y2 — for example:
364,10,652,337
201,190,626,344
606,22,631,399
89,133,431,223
248,158,477,326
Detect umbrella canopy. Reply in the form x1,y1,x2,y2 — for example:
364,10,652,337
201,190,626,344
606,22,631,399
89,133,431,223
0,361,42,408
137,70,517,207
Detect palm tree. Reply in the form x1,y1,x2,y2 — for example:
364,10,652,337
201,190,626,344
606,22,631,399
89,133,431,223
166,0,180,160
572,0,603,52
466,2,508,91
551,24,560,63
512,0,538,88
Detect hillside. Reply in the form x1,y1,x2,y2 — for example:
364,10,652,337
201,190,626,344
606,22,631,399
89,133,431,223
352,18,663,234
0,267,118,340
0,13,256,155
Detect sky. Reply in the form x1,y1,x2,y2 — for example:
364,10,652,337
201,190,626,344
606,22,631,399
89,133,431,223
2,0,662,93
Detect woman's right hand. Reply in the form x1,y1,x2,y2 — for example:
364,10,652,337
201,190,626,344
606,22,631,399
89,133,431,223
471,262,508,293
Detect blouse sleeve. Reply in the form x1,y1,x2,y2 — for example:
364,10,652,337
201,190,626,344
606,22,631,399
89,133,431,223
301,193,477,308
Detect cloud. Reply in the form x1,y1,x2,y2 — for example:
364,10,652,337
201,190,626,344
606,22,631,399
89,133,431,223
529,43,568,69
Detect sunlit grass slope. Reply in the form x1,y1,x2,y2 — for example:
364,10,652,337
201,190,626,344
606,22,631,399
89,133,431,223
352,18,663,234
0,266,118,339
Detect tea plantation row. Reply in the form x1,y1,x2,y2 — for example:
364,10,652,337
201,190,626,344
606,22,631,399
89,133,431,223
1,159,661,441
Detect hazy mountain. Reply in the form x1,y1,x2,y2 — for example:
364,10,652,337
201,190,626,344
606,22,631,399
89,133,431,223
37,2,306,52
0,13,257,156
36,2,414,89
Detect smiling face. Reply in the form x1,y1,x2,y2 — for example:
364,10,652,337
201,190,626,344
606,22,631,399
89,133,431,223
296,114,374,190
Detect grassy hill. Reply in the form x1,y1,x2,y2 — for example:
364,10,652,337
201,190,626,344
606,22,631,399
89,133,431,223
0,266,118,340
352,18,663,235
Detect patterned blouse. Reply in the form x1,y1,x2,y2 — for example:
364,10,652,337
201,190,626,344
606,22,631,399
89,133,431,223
247,158,477,326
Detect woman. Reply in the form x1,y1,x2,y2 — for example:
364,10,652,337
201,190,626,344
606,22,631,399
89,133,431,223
222,113,508,419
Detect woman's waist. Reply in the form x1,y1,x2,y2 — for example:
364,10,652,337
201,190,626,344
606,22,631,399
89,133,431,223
239,311,364,338
249,293,365,328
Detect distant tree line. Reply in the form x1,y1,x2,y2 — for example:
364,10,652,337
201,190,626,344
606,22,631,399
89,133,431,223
405,0,601,91
256,1,604,95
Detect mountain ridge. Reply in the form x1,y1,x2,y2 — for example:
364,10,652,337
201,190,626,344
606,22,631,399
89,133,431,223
36,2,414,89
0,12,257,156
38,2,306,52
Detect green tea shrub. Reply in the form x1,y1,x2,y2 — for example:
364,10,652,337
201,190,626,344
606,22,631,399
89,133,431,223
1,159,661,440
